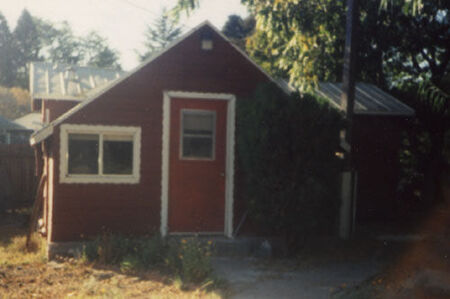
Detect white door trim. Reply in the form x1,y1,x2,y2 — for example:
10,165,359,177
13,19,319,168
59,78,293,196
161,91,235,238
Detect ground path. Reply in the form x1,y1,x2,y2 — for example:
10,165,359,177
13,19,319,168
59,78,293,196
212,257,382,299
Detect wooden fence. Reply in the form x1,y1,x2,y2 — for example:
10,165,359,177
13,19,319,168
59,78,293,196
0,144,36,212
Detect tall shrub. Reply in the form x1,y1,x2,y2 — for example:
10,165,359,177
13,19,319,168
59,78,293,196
237,83,344,243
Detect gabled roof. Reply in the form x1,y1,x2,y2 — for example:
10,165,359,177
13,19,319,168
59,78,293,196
0,115,26,131
14,113,43,132
30,61,125,101
316,82,415,116
30,21,288,146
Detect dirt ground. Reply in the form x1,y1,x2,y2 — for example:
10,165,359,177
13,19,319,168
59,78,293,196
0,218,224,299
1,260,223,299
335,201,450,299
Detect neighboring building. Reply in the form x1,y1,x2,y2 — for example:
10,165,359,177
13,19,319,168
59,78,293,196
316,82,415,222
29,61,125,124
30,21,286,255
14,112,44,133
0,114,37,211
0,115,30,144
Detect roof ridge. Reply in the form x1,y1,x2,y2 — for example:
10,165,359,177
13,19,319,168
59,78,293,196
30,61,126,73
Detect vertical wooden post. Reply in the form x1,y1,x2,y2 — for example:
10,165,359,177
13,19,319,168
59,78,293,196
339,0,359,239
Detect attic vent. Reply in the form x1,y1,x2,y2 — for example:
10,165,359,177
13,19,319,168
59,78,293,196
201,31,213,50
201,39,213,50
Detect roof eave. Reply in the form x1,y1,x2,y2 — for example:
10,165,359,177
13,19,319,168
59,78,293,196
355,110,415,117
30,125,53,146
31,94,85,102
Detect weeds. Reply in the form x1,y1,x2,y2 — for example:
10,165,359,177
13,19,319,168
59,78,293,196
0,228,46,265
83,233,215,285
176,238,213,283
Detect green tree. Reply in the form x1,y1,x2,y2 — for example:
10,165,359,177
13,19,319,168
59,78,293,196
221,15,255,51
382,2,450,88
0,13,16,87
245,0,347,90
45,21,84,65
82,31,121,69
138,9,182,62
13,9,41,87
35,19,121,69
380,0,425,15
34,17,61,58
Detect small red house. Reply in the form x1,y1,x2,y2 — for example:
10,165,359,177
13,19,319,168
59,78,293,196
30,22,285,254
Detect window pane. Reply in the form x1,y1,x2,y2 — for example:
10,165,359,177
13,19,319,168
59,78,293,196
182,136,213,158
181,110,215,159
183,113,214,135
103,139,133,174
68,134,99,174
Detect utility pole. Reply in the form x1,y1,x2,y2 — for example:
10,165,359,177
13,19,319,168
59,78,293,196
339,0,359,239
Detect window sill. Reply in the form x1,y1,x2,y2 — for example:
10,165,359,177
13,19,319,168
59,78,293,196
60,174,140,184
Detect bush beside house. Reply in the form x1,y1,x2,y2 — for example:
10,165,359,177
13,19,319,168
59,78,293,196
237,83,344,248
83,233,214,285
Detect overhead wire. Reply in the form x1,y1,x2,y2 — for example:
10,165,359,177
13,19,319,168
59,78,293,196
109,0,195,31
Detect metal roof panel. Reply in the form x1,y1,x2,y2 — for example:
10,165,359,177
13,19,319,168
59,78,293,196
30,62,125,101
14,113,43,132
317,82,415,116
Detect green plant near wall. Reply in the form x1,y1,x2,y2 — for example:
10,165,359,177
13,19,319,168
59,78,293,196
237,83,344,246
82,233,214,285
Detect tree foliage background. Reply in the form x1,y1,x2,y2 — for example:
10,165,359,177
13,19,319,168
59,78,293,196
222,15,255,51
138,8,182,62
0,87,30,120
0,9,121,90
0,9,122,119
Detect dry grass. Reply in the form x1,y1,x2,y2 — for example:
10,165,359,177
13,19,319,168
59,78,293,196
0,226,225,299
0,227,47,266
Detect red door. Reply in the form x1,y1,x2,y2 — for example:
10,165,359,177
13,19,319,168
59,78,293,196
168,97,228,233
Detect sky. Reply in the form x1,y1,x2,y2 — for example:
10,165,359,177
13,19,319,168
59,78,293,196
0,0,248,70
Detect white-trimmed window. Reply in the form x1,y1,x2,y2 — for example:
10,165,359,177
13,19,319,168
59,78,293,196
60,124,141,184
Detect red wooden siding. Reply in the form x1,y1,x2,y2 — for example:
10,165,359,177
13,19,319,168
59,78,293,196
43,100,78,122
46,25,272,242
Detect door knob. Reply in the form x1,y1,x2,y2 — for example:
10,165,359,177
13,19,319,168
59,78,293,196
220,172,225,177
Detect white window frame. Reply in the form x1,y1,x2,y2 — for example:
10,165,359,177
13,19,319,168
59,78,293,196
180,109,216,161
60,124,141,184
